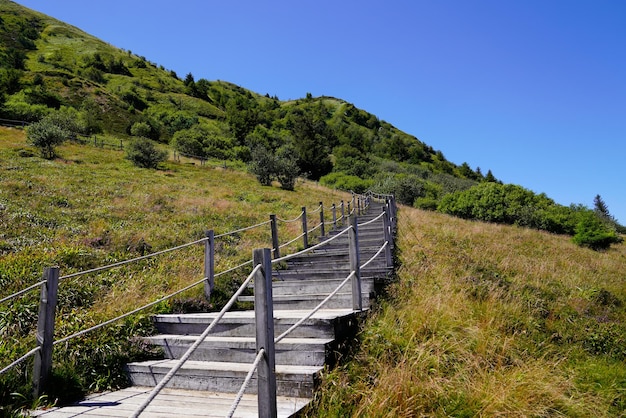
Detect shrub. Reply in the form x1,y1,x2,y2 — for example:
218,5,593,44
26,111,79,159
248,146,274,186
572,212,623,250
248,145,299,190
125,138,167,169
319,172,373,194
275,146,300,191
130,121,151,138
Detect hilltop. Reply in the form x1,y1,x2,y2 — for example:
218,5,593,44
0,1,484,191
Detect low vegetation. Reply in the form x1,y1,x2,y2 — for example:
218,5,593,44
306,205,626,417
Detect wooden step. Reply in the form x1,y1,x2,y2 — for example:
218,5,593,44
31,386,310,417
152,309,363,339
143,335,334,366
126,360,322,398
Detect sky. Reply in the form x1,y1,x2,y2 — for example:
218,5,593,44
15,0,626,223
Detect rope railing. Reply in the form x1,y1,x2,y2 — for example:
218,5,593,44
272,226,353,264
59,237,207,281
227,348,266,418
274,272,355,344
0,346,41,375
358,211,386,227
360,241,389,270
0,279,46,305
276,211,304,223
214,219,272,238
130,264,261,418
277,232,306,250
308,204,323,214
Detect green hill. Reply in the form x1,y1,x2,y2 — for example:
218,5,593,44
0,0,482,190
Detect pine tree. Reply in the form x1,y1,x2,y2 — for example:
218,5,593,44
593,194,614,222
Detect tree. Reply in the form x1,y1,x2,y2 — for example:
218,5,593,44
248,146,274,186
26,110,80,159
593,194,614,222
275,145,300,191
26,117,67,159
130,121,151,138
572,211,622,251
125,137,167,169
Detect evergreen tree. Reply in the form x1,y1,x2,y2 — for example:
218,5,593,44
593,194,613,222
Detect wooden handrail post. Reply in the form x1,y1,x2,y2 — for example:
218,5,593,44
347,202,351,223
357,196,362,216
348,217,362,311
319,202,325,237
253,248,277,418
301,207,308,249
33,266,60,399
204,230,214,300
270,214,280,259
382,207,393,268
331,204,337,230
340,200,345,227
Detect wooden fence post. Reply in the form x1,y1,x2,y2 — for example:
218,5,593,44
204,230,214,300
348,217,362,311
357,196,362,216
33,266,60,398
253,248,277,418
270,214,280,259
347,202,351,223
340,201,345,227
301,206,308,249
382,207,393,268
319,202,325,237
332,204,337,230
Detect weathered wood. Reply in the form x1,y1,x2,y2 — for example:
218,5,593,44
254,248,277,417
301,207,308,249
319,202,325,237
382,207,393,268
33,266,60,398
331,204,337,230
340,200,345,227
348,217,362,311
204,230,214,300
270,215,280,259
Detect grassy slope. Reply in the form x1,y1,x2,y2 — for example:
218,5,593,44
0,126,350,408
307,205,626,416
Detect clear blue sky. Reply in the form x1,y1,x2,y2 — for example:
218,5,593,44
16,0,626,223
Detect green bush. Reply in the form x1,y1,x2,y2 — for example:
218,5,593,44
26,115,69,159
125,138,167,169
319,172,373,194
572,212,623,250
248,145,300,190
438,183,581,234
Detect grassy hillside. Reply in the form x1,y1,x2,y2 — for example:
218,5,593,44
1,0,487,203
0,126,351,412
306,205,626,416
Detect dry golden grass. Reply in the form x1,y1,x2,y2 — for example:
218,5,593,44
309,204,626,417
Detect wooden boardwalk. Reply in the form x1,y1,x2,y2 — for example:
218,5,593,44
31,200,394,417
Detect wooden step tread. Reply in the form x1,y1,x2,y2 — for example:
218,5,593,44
31,386,310,417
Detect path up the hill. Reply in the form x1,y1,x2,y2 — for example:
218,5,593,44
33,200,394,417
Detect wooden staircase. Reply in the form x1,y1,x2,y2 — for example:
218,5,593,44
32,200,393,417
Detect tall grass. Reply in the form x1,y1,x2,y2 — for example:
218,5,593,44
307,204,626,416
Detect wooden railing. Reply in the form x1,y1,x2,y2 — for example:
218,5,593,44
0,191,396,415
